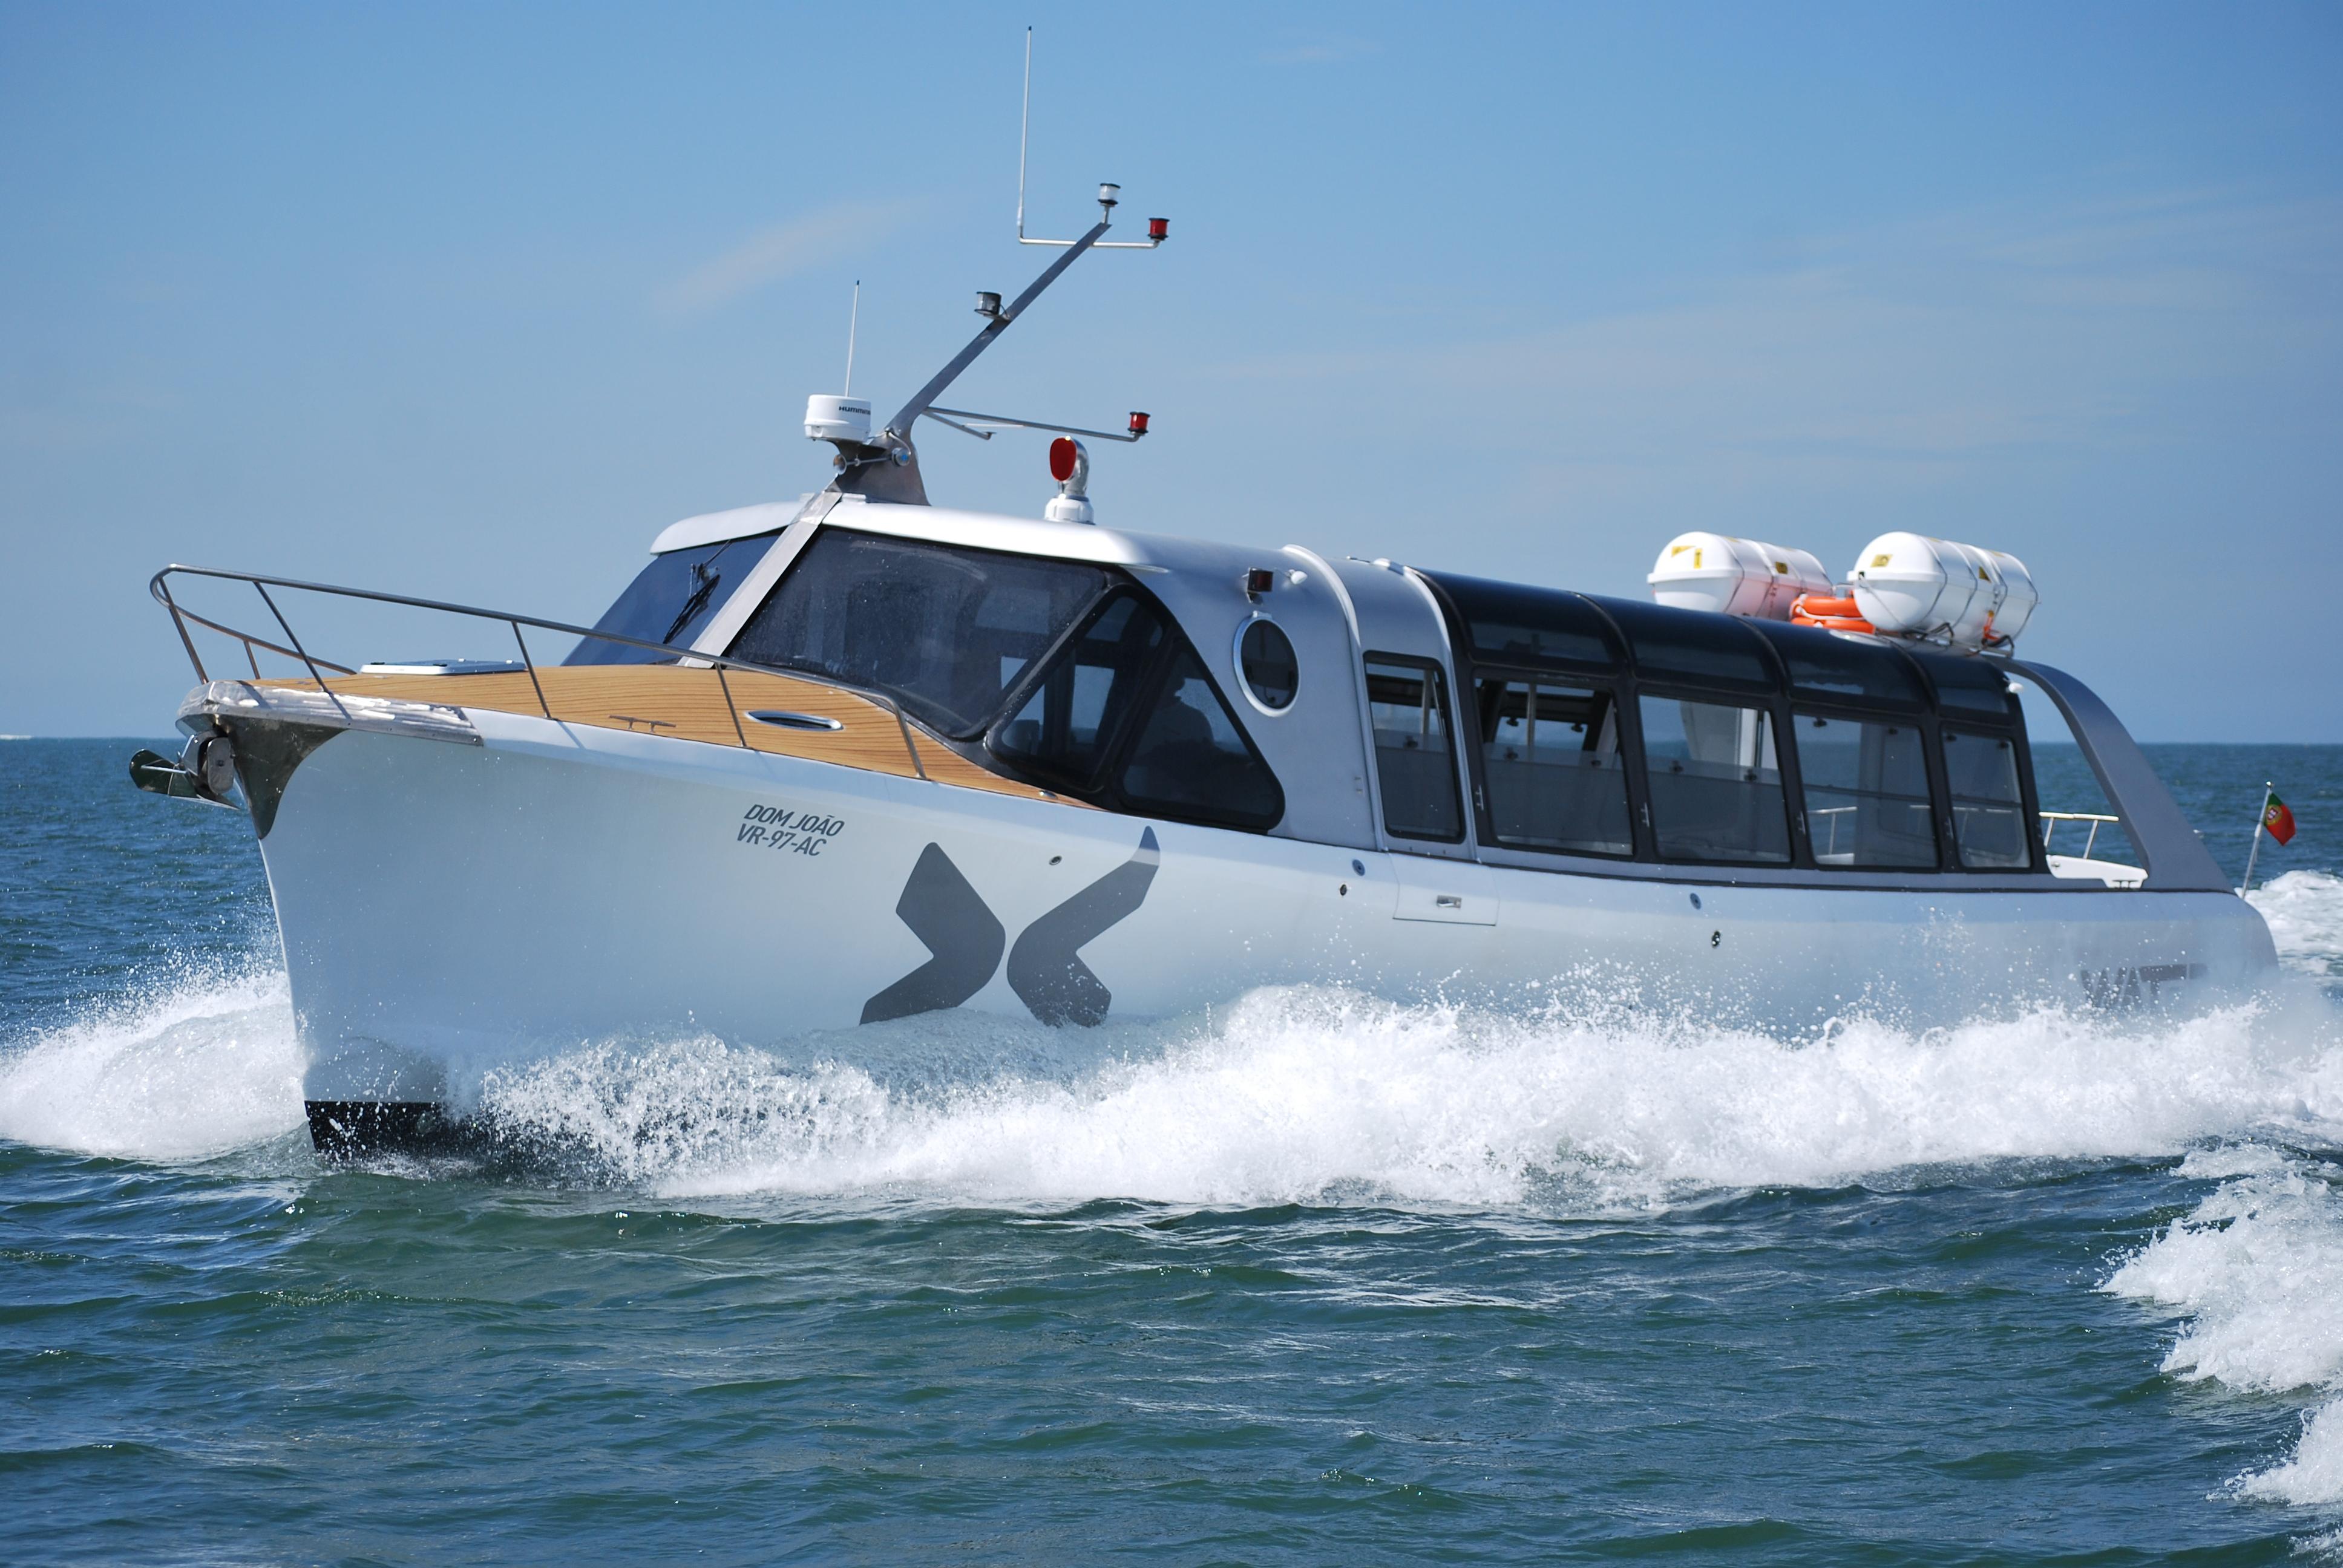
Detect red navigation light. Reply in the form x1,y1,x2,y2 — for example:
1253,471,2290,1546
1049,437,1078,483
1244,568,1276,597
1147,217,1169,241
1127,411,1150,437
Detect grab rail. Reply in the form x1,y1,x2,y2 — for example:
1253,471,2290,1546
2039,809,2120,860
149,564,931,780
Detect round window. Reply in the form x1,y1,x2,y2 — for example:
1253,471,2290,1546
1237,618,1299,711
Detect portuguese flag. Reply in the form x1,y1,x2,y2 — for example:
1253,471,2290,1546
2264,791,2298,846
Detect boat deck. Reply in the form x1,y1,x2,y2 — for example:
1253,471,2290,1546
257,664,1077,806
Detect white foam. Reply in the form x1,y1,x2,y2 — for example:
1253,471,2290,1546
2107,1146,2343,1514
2249,871,2343,982
2238,1399,2343,1508
457,988,2343,1210
0,969,306,1159
2107,1160,2343,1394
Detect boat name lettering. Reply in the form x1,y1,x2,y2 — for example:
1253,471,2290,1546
735,802,848,855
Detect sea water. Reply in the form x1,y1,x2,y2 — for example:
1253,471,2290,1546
4,737,2341,1564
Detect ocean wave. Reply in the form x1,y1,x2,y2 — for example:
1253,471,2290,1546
447,988,2343,1209
2249,870,2343,982
0,965,303,1159
2106,1146,2343,1509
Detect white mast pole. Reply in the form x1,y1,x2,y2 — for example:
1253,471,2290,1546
2240,780,2272,895
844,280,860,396
1016,27,1033,240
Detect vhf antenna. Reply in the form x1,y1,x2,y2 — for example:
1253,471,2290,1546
1016,27,1168,250
805,28,1167,506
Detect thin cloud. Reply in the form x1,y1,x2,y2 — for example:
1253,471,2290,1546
1213,188,2343,489
1260,33,1380,65
657,201,919,318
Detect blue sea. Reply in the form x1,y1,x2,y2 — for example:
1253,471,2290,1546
5,736,2342,1564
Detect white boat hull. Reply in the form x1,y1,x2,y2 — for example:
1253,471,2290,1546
255,713,2280,1113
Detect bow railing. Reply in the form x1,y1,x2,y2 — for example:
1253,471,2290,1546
149,564,931,777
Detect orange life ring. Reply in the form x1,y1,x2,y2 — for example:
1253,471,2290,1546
1790,592,1875,633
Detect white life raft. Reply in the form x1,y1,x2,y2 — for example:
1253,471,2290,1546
1648,532,1833,621
1845,533,2038,650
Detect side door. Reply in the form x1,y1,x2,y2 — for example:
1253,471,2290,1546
1325,558,1499,927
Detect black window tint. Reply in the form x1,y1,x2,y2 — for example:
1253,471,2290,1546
1237,619,1299,710
1639,694,1792,863
1420,572,1622,671
1366,657,1464,841
1115,646,1284,830
1942,728,2031,869
1794,713,1938,869
1749,621,1929,709
1475,678,1633,856
1593,596,1777,690
728,529,1113,736
566,536,771,665
1908,650,2019,720
991,593,1165,790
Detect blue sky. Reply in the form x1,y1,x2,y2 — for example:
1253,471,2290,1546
4,1,2338,739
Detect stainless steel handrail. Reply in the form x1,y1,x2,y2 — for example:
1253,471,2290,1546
2039,809,2121,860
149,563,932,780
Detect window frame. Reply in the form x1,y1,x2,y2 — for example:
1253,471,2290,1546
1786,707,1942,872
1630,684,1800,867
1362,651,1470,845
1421,575,2063,877
983,583,1286,834
1938,722,2045,874
1461,664,1638,860
1231,613,1300,717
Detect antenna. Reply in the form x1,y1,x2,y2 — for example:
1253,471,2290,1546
1015,30,1168,250
1016,28,1032,241
843,280,860,396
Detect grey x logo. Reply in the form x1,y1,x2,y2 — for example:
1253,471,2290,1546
860,828,1161,1028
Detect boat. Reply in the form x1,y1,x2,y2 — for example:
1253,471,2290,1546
134,180,2277,1155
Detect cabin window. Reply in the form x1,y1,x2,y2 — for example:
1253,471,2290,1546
1749,621,1930,709
1365,656,1465,842
988,589,1284,832
1597,596,1778,691
991,592,1165,789
1793,714,1938,869
1907,648,2020,723
729,528,1114,737
1942,728,2031,870
1419,572,1623,673
1474,678,1633,857
1638,694,1792,864
1116,646,1285,829
567,535,773,665
1236,618,1299,711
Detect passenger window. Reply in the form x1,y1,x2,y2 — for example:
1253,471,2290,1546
1116,646,1284,830
1596,596,1777,690
1419,571,1623,671
1365,657,1464,841
1638,695,1792,863
1475,679,1632,856
1908,648,2020,722
1794,714,1937,869
1750,621,1930,708
1942,728,2031,870
991,593,1165,790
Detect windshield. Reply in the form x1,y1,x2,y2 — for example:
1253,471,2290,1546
727,528,1118,737
566,534,774,665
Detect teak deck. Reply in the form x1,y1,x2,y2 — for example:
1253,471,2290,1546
263,665,1077,806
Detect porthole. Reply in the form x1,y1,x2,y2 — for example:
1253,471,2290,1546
1234,617,1299,713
